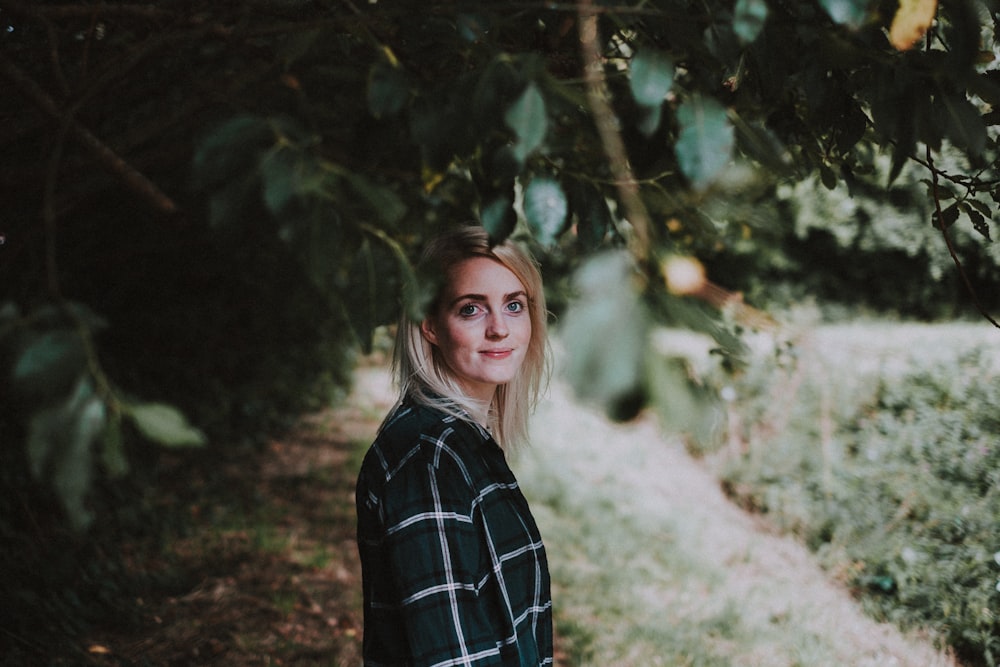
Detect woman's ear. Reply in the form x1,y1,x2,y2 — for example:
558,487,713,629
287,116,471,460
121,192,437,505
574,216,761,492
420,318,439,346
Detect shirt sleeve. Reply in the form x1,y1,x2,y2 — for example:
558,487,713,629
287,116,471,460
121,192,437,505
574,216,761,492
381,440,508,666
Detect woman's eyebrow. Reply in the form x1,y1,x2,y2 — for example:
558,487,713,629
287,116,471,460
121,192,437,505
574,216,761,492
447,290,527,307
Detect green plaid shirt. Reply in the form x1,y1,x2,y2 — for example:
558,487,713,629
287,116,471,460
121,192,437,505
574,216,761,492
356,397,553,666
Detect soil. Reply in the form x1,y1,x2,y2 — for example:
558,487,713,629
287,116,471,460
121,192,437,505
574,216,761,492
78,370,394,667
71,364,955,667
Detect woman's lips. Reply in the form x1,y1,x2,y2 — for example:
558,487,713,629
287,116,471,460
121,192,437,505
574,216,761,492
481,349,513,359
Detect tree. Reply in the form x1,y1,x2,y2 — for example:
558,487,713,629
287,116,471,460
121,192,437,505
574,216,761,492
2,0,1000,556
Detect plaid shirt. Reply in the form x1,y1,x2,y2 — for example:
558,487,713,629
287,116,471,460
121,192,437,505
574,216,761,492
356,397,553,666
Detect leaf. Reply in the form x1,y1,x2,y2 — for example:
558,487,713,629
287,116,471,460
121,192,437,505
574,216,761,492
820,163,838,190
101,411,128,478
192,115,273,188
127,403,206,448
260,147,302,215
505,82,548,164
639,103,664,136
932,203,960,230
368,60,410,118
344,172,408,226
646,353,716,442
966,198,992,217
733,0,769,44
457,13,492,43
522,176,568,246
567,181,613,250
26,377,105,532
731,114,792,174
630,49,675,108
480,192,517,245
938,91,987,157
889,0,937,51
360,224,426,325
561,252,649,417
819,0,870,29
675,95,735,191
11,330,87,401
966,209,992,240
346,238,382,352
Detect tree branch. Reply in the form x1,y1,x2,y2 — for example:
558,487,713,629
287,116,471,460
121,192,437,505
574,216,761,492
926,145,1000,329
0,53,178,215
577,0,652,262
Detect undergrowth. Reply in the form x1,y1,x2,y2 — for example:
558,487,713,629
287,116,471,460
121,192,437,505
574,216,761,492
709,323,1000,666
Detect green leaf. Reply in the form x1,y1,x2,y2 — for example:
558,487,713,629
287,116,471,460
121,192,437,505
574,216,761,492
523,176,568,246
637,104,663,137
733,0,769,44
819,0,870,28
630,49,675,107
344,172,408,226
260,147,302,215
127,402,206,448
11,330,87,401
820,163,838,190
932,203,960,229
368,60,410,118
966,208,992,240
480,192,517,245
731,114,791,175
101,412,128,478
938,91,987,157
26,377,105,532
562,252,649,417
568,181,613,250
192,115,272,188
647,353,716,442
360,224,426,325
966,198,992,217
505,82,548,163
457,13,492,43
675,95,734,191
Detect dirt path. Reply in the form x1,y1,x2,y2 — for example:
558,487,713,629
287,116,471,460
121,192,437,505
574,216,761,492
82,363,956,666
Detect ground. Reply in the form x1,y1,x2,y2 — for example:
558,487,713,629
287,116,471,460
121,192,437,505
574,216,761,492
75,363,956,666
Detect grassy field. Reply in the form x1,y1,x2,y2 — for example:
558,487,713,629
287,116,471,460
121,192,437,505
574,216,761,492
701,320,1000,666
516,368,957,666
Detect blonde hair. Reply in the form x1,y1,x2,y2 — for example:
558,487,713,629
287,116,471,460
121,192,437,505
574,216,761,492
393,226,550,450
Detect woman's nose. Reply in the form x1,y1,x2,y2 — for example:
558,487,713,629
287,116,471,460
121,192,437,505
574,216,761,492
486,312,509,338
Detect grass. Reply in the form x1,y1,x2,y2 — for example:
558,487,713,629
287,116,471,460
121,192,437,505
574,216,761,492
687,319,999,665
514,321,966,666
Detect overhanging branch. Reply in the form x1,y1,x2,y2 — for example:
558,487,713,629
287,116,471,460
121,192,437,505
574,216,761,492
0,53,178,215
926,145,1000,329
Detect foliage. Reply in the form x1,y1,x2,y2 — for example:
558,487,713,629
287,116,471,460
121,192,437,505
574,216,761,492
706,324,1000,665
703,155,1000,318
518,360,953,666
4,0,1000,657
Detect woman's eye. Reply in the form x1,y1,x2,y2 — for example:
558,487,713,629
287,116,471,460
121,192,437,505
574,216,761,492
506,300,525,313
458,304,479,317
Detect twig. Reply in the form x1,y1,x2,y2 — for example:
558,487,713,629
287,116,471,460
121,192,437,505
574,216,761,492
577,0,652,262
926,145,1000,328
0,54,177,214
576,1,775,331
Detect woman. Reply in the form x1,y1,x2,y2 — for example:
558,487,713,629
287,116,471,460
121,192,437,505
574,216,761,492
356,225,553,666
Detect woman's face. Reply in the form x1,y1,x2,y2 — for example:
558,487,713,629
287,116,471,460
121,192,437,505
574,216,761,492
421,256,532,403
